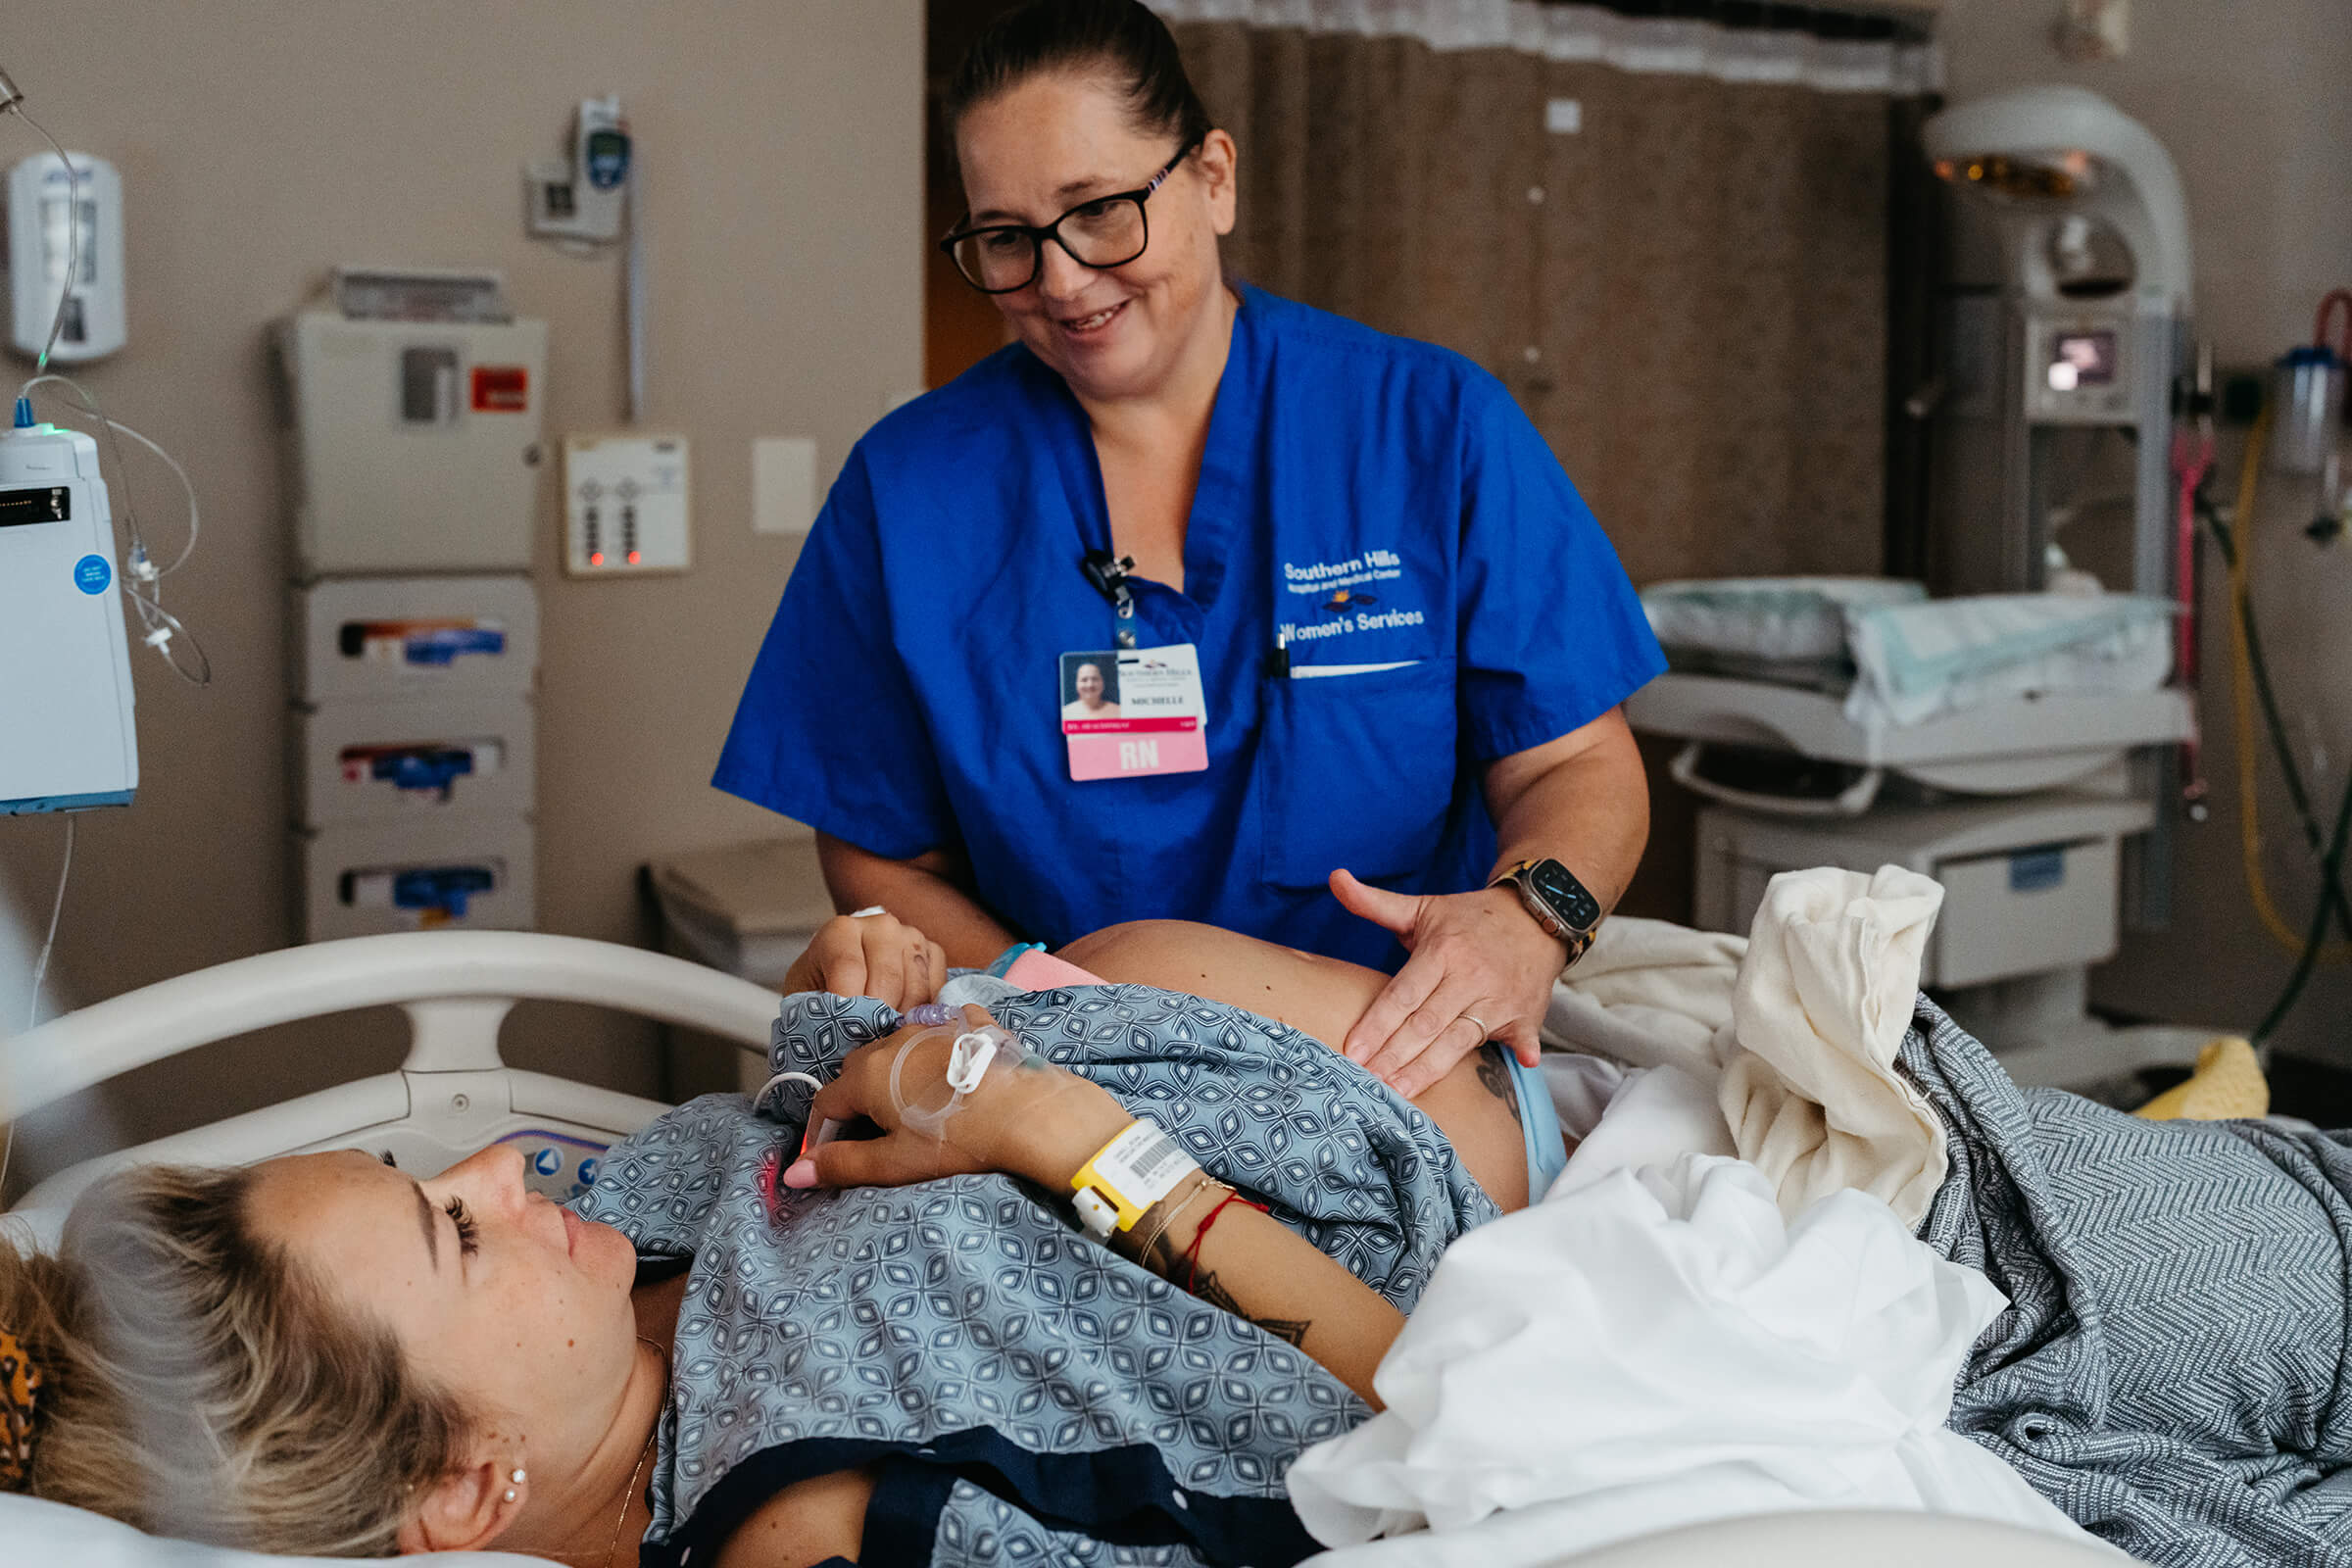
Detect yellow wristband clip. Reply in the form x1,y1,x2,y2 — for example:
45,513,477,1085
1069,1118,1198,1239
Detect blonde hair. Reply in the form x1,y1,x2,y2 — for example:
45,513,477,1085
0,1163,476,1556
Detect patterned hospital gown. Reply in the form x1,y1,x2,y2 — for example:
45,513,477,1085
568,984,1497,1568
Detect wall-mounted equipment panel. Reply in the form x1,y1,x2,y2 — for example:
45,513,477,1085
293,694,534,827
298,815,537,940
293,576,538,704
274,290,547,576
563,432,690,575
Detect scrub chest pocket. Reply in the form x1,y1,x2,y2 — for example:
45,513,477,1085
1258,658,1459,887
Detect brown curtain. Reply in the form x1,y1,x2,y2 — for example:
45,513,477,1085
1168,19,1905,586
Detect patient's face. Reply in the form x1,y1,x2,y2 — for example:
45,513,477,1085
248,1146,642,1468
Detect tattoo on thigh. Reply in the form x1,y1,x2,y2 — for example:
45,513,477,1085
1476,1043,1523,1127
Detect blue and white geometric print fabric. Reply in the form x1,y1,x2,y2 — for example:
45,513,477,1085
768,985,1500,1310
569,983,1496,1568
1903,998,2352,1568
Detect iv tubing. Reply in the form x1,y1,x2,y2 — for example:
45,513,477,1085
2224,405,2352,961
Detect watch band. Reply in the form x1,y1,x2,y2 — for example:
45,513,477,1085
1490,858,1600,967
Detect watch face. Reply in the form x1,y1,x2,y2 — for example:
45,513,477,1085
1528,859,1602,932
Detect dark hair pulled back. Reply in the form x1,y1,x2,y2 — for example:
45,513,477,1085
945,0,1213,151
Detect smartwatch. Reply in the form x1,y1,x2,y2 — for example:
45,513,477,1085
1491,858,1604,968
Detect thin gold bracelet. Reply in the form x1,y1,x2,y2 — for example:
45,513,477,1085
1120,1170,1221,1272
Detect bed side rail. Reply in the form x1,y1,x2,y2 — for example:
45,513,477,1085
1,931,780,1122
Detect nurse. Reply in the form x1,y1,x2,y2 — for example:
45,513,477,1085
716,0,1664,1100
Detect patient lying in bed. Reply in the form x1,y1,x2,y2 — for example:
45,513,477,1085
0,913,1508,1565
9,910,2352,1568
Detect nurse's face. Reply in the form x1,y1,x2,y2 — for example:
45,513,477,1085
956,72,1237,405
1075,663,1104,704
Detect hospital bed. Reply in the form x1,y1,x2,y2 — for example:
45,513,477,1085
0,932,2126,1567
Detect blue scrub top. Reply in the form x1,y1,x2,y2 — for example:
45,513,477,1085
714,285,1663,971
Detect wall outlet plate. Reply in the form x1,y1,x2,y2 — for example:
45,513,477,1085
751,436,817,536
563,433,690,576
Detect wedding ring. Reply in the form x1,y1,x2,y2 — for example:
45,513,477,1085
1460,1012,1492,1040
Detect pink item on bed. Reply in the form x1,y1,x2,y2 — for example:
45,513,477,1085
1003,949,1110,989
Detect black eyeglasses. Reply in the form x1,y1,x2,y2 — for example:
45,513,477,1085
940,139,1200,295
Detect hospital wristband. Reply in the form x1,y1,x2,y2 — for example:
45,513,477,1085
1068,1118,1200,1240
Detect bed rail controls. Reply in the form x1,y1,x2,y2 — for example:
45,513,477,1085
0,931,779,1121
496,1129,612,1201
1670,743,1885,818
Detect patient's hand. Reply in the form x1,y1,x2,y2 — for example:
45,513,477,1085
783,1005,1129,1192
784,911,949,1008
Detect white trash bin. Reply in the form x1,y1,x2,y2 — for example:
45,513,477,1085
646,837,834,1098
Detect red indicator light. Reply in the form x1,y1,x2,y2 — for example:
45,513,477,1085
626,550,641,565
588,551,604,566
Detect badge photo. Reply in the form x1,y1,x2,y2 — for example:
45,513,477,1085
1060,653,1124,724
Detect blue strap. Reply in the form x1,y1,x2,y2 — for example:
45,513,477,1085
1507,1052,1570,1200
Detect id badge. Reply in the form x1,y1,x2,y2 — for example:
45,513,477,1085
1059,645,1208,781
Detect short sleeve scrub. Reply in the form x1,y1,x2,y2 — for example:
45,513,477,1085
714,284,1664,972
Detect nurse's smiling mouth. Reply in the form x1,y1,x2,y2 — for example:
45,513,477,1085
1056,301,1128,339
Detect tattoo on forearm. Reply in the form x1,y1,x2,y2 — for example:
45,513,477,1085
1140,1235,1314,1347
1192,1269,1312,1345
1476,1043,1523,1127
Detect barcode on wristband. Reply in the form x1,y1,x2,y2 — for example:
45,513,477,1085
1092,1120,1199,1208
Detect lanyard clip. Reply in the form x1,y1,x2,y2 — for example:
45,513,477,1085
1081,549,1137,609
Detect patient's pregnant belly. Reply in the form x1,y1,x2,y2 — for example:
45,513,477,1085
1056,919,1536,1210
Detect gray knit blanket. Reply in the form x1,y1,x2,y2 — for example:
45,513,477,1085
1906,999,2352,1566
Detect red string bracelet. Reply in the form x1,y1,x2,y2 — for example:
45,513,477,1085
1184,1189,1268,1293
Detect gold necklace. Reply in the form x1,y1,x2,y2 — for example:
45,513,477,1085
587,1336,666,1568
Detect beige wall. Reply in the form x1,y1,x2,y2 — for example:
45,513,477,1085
1939,0,2352,1055
0,2,922,1191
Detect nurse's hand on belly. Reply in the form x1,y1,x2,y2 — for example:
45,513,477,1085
1329,871,1562,1099
782,912,949,1010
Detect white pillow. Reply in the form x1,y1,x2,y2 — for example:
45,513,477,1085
0,1492,544,1567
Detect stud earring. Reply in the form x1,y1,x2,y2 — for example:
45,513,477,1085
511,1468,526,1484
503,1488,517,1503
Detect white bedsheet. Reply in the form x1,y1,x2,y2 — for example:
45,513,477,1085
1286,1138,2108,1565
1544,866,1950,1228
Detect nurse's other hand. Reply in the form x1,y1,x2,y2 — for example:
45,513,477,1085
783,912,949,1010
1331,870,1561,1099
782,1004,1129,1191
